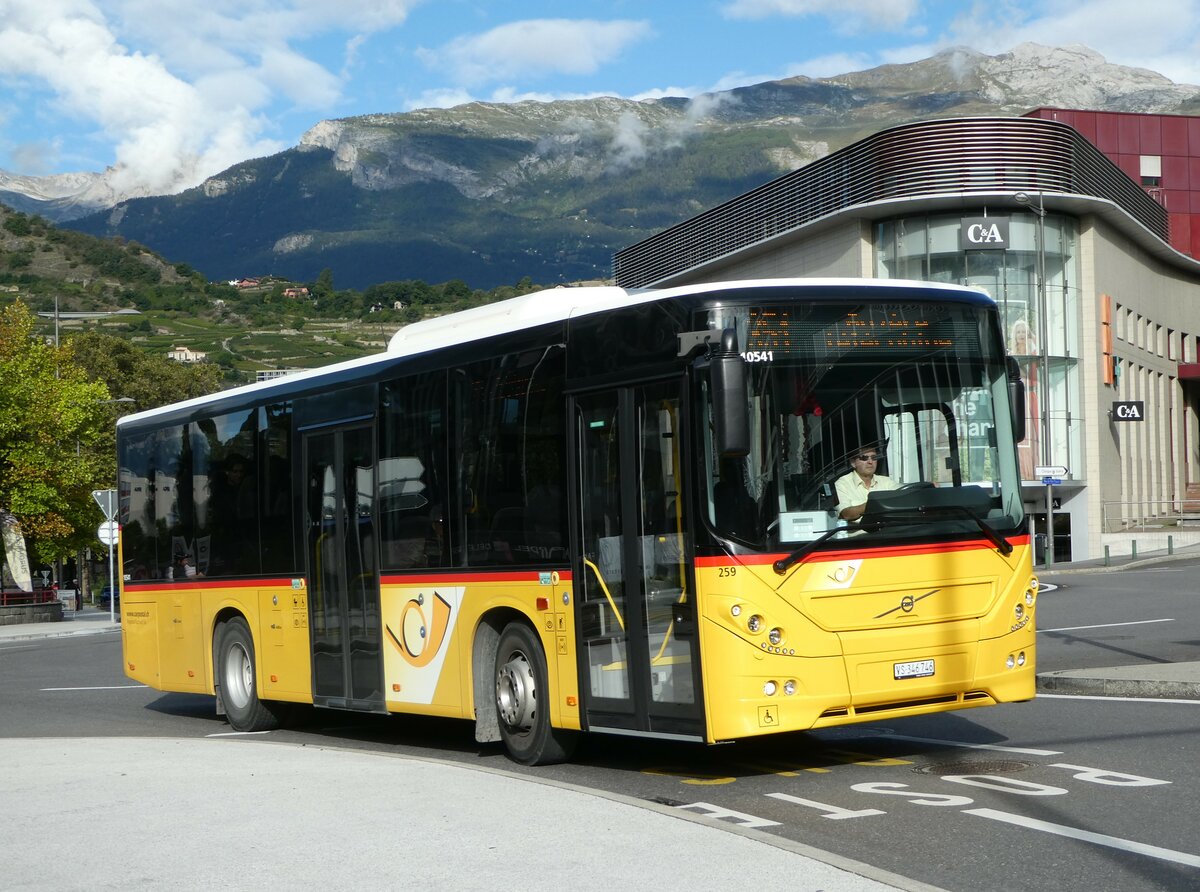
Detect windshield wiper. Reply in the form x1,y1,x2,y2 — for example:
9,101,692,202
771,504,1013,576
772,525,854,574
859,504,1013,556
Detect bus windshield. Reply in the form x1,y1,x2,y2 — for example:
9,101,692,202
700,300,1025,550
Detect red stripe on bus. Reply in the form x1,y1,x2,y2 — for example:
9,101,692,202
122,577,296,592
380,570,573,585
696,535,1032,568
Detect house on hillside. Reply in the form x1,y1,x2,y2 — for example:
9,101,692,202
167,346,207,363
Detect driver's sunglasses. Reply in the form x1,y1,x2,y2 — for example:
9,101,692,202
855,453,880,462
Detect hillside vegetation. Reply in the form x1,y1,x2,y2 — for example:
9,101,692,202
0,204,546,384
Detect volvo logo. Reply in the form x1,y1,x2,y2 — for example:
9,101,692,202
876,589,939,619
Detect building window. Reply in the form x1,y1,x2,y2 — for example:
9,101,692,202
1140,155,1162,187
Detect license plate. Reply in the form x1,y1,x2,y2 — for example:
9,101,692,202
894,659,935,679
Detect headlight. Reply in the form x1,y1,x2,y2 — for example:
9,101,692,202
768,627,783,646
747,614,763,633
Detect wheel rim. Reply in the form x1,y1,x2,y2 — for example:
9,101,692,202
224,640,253,710
496,648,536,733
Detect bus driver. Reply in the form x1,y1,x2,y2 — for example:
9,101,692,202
835,446,898,522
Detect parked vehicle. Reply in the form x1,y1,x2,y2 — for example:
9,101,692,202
98,585,119,610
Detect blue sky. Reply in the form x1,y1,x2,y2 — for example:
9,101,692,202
1,0,1199,196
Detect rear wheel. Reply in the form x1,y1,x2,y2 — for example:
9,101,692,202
216,616,284,732
494,623,577,765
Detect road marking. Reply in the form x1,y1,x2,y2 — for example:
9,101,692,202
206,731,274,737
41,685,147,691
873,733,1063,756
1038,693,1200,705
1039,618,1173,633
675,802,781,828
965,807,1200,867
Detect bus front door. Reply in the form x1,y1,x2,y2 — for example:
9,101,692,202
573,381,704,739
303,424,385,712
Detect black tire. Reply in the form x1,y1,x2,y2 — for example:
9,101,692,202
215,616,283,732
494,622,578,765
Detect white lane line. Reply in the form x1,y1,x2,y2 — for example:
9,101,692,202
965,807,1200,867
41,685,147,691
1038,693,1200,705
870,734,1063,756
206,731,273,737
1039,618,1174,633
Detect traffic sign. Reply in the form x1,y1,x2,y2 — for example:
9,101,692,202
1041,477,1062,487
1033,465,1068,477
97,520,119,547
92,489,117,521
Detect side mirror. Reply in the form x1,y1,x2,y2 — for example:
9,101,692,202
711,329,749,457
1006,356,1027,443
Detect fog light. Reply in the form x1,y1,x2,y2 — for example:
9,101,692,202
1006,654,1016,669
731,604,742,617
1025,589,1035,606
1017,651,1027,667
768,627,783,646
747,614,763,633
763,680,778,696
783,680,796,696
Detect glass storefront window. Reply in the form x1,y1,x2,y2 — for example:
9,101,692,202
876,212,1081,483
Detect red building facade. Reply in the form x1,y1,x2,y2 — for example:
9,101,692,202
1025,107,1200,260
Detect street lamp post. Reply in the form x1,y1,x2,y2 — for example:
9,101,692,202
1016,191,1054,568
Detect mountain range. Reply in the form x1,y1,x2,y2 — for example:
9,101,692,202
5,43,1200,291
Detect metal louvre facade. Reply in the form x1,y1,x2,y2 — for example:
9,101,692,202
612,116,1169,288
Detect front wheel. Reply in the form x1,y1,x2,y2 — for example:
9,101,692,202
215,616,284,732
494,623,577,765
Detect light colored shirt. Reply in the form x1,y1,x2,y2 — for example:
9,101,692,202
835,471,898,517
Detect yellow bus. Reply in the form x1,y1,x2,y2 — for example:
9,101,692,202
116,278,1037,764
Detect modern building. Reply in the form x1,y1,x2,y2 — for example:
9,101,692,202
613,114,1200,562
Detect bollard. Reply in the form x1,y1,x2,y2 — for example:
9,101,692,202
1104,545,1110,567
1169,535,1174,556
1131,540,1137,560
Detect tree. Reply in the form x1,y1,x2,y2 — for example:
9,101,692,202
0,301,112,563
69,331,223,410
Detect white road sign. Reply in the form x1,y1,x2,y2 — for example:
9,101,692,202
97,520,119,547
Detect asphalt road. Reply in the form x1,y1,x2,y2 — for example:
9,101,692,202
3,561,1199,891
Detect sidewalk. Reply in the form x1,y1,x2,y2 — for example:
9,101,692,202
0,737,924,892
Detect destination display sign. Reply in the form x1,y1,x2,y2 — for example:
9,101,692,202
743,303,982,359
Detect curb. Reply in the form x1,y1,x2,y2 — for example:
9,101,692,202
1036,673,1200,699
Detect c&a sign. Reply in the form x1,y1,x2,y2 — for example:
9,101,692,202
960,217,1010,250
1112,400,1145,422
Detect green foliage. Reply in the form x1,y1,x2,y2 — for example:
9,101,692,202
0,301,112,562
69,331,223,411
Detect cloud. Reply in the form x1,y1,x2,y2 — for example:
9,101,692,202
720,0,919,32
606,92,735,171
0,0,422,192
417,18,653,88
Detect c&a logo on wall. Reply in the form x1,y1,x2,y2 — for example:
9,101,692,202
960,217,1010,250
